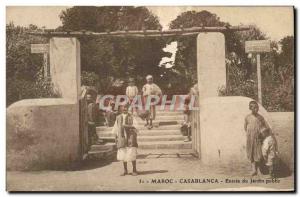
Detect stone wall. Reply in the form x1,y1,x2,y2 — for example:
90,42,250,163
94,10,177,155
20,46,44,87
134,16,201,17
7,99,80,170
199,96,294,172
7,37,81,170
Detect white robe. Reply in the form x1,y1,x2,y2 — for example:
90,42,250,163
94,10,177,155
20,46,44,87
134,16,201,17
112,114,139,162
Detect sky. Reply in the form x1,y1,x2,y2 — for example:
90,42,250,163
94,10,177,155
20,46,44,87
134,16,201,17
159,41,178,68
6,6,294,41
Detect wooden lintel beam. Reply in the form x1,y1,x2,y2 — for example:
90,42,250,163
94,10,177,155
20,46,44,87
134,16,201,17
27,25,250,38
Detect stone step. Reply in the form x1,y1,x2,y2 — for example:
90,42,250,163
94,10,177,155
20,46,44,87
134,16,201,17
138,141,192,149
89,143,116,152
138,148,197,158
97,124,181,132
99,135,185,142
87,148,117,161
139,135,185,142
155,106,185,111
136,120,183,125
150,115,184,120
97,129,182,138
156,111,184,116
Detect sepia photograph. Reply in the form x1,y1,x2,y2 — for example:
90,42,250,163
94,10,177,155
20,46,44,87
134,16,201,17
5,6,295,192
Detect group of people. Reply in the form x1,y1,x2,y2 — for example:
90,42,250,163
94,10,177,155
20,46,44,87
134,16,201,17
103,75,162,130
245,101,279,178
113,99,279,178
88,76,279,178
111,75,162,176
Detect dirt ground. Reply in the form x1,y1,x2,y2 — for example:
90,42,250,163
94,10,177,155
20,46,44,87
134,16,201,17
6,155,294,191
6,112,294,192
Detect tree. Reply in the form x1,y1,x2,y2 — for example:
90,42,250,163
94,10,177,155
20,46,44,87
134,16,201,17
169,10,294,111
262,36,294,111
60,6,161,32
6,23,58,106
59,6,167,94
169,10,227,29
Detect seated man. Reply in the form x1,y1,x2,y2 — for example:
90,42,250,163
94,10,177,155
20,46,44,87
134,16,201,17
105,98,118,127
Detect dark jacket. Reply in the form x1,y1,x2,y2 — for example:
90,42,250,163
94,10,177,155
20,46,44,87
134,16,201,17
115,114,138,149
88,102,97,124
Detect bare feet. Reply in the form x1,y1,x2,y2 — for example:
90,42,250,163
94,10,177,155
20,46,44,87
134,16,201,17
120,171,128,176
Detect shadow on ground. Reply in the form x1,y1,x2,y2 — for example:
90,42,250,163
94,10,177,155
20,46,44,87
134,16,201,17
259,158,292,178
137,170,168,175
70,156,117,171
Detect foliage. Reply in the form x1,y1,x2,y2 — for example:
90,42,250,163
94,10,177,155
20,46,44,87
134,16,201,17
81,71,99,87
221,33,294,111
170,10,294,112
169,10,228,29
60,6,161,32
60,6,168,94
6,8,294,112
261,37,294,111
6,23,58,106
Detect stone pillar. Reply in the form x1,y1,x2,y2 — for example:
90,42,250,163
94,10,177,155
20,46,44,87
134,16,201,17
196,33,226,101
49,37,81,102
195,32,226,159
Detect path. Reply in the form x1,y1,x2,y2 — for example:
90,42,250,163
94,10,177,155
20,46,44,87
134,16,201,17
7,154,294,191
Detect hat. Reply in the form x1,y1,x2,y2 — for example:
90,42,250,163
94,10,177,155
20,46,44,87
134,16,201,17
146,75,153,80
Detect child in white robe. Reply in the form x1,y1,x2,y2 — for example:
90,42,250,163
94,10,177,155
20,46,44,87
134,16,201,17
126,78,139,114
262,128,278,178
112,104,139,176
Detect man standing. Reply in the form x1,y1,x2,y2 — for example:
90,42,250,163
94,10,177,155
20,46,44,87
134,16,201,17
87,94,99,146
142,75,162,129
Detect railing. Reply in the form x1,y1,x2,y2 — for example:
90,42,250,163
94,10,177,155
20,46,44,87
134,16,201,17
79,88,89,160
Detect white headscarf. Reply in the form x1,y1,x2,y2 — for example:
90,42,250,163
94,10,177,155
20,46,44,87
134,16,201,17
146,75,153,80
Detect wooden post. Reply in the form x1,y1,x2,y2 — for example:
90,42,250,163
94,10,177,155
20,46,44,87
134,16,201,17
257,54,262,104
245,40,270,104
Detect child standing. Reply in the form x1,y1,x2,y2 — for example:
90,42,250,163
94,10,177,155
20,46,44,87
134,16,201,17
262,129,278,178
126,78,139,114
112,104,139,176
244,101,270,176
182,103,191,142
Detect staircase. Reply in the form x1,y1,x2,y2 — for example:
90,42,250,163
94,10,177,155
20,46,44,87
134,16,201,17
88,106,193,159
